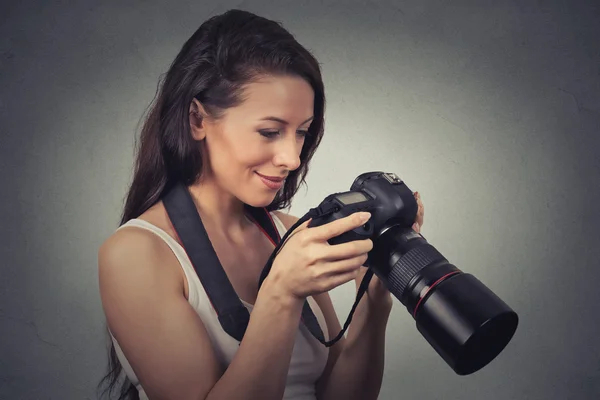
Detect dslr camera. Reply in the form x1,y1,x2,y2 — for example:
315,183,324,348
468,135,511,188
307,171,519,375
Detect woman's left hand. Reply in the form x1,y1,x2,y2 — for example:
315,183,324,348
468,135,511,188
354,191,425,309
412,191,424,232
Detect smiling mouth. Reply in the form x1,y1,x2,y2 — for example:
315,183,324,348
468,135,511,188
256,173,285,181
255,172,286,189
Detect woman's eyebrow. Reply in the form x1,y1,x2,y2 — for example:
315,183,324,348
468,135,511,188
260,116,314,125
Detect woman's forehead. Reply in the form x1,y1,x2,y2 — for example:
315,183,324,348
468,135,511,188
233,76,314,120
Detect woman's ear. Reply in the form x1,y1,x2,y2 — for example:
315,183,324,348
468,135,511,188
189,99,209,141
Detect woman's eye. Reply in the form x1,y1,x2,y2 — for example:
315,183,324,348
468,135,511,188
258,129,310,138
259,130,279,138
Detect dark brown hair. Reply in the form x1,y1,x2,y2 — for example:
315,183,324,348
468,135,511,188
97,9,326,400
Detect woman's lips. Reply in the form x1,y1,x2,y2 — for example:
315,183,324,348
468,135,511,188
256,172,285,190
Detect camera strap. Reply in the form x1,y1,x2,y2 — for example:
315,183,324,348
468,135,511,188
163,181,336,346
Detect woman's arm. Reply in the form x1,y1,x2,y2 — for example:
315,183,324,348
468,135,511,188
273,211,389,400
98,226,304,400
314,290,390,400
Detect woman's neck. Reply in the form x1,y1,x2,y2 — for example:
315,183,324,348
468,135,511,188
187,179,252,235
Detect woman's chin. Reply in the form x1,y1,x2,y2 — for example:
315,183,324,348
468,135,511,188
242,192,278,208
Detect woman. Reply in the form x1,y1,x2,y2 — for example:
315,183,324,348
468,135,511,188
98,9,425,400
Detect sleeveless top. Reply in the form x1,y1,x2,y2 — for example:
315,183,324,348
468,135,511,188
110,212,330,400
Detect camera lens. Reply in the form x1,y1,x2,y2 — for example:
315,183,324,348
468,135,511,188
369,225,518,375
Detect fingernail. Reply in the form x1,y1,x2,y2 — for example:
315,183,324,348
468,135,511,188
359,212,371,222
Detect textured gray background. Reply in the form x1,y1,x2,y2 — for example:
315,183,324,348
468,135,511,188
1,0,599,399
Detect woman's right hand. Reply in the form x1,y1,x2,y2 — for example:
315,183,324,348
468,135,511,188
265,211,374,301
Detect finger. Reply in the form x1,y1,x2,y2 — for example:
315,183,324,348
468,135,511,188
321,268,362,291
292,218,312,233
354,266,369,287
309,212,371,242
321,253,368,275
323,238,373,261
283,218,312,245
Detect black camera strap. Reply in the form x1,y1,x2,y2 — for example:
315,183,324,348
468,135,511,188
163,182,372,348
163,182,252,342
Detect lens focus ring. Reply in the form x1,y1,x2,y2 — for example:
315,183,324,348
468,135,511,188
388,244,447,301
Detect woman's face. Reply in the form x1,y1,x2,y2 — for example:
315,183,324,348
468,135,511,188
197,74,315,207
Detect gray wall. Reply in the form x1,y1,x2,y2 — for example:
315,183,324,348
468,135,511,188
2,1,599,399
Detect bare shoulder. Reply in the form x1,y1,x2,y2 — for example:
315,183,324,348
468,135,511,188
98,202,184,294
98,224,181,292
97,225,223,399
271,210,300,227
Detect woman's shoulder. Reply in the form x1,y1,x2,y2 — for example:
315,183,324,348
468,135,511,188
98,227,177,290
100,205,161,258
98,205,183,296
99,221,162,266
271,210,300,227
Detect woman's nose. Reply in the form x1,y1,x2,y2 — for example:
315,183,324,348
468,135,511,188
273,134,302,171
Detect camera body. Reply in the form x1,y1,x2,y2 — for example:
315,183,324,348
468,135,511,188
308,171,419,245
308,171,425,289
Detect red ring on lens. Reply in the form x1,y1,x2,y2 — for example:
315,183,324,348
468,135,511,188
413,270,461,318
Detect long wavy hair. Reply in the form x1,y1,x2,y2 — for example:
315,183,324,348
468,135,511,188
97,9,326,400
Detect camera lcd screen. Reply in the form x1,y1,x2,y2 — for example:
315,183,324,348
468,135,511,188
336,192,369,205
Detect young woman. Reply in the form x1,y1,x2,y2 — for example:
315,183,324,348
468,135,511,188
98,9,424,400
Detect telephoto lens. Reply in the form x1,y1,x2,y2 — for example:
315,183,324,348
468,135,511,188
369,226,518,375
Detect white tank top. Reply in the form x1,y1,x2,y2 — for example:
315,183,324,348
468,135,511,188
110,212,330,400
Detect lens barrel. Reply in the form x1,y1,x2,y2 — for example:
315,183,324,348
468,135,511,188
370,226,518,375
